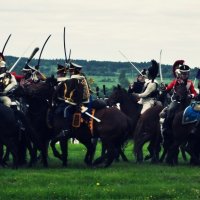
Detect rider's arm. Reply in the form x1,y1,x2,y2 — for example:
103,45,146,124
138,82,156,98
166,80,176,92
189,81,198,98
4,74,17,93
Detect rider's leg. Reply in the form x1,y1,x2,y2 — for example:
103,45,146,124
0,96,12,107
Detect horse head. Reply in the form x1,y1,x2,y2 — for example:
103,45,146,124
107,84,138,107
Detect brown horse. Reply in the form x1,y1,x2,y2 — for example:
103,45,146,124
49,80,133,167
107,85,163,163
133,104,163,163
92,105,132,167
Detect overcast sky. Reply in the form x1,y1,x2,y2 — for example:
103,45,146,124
1,0,200,68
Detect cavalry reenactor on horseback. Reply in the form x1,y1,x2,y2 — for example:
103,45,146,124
57,63,68,83
128,69,147,94
161,61,197,133
20,64,46,88
54,62,91,135
133,60,160,114
0,53,17,107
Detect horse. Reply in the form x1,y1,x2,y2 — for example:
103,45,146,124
0,103,35,168
50,80,133,167
107,85,164,163
13,76,57,167
92,105,132,167
133,104,163,163
164,82,193,165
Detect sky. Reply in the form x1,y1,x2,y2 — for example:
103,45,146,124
1,0,200,68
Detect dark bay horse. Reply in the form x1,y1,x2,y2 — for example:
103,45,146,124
133,104,163,163
107,85,164,163
92,105,132,167
49,79,133,167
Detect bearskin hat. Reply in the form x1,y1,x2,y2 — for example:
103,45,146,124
172,60,185,77
140,69,147,76
147,60,159,81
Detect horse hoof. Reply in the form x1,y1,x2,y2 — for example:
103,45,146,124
144,155,152,160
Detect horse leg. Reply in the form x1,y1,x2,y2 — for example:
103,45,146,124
25,137,35,167
59,137,68,167
159,129,173,163
134,134,151,163
145,142,154,161
3,146,10,163
185,135,200,165
77,136,95,166
150,132,162,163
104,143,117,167
93,141,107,166
40,141,49,168
166,142,180,166
0,144,7,167
50,136,64,161
118,147,128,162
18,133,27,166
180,145,187,162
6,139,19,169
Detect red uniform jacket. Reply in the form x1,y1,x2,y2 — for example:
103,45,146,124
11,72,24,83
166,79,197,98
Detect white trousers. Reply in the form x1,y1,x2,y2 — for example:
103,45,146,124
139,98,156,114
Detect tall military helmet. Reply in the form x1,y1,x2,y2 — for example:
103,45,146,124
147,60,159,82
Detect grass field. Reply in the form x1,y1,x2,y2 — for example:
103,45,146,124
0,142,200,200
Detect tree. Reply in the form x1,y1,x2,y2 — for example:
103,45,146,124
118,69,130,88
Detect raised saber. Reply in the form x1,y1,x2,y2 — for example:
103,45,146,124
35,34,51,70
63,27,68,63
159,49,163,82
2,34,12,54
118,50,142,76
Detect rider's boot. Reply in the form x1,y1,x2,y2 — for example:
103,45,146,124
190,121,200,135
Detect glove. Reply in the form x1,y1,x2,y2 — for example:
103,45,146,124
160,82,166,91
132,93,140,101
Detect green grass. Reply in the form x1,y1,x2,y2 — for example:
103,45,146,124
0,142,200,200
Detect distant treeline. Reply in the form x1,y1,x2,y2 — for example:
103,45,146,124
5,56,199,80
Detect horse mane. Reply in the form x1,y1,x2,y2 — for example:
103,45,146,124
113,85,139,104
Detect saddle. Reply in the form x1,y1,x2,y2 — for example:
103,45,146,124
182,103,200,124
192,102,200,111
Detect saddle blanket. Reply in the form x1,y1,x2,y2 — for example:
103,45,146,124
182,105,200,124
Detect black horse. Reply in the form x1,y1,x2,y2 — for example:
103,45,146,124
13,76,57,167
164,83,192,165
0,103,35,168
